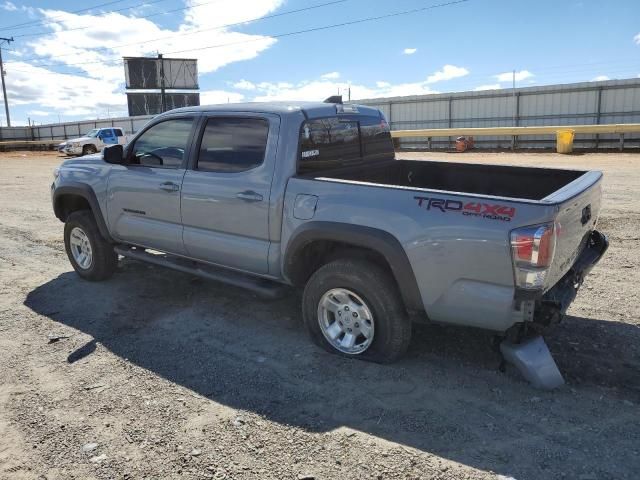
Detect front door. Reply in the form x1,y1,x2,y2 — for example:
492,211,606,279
106,116,197,254
180,114,279,274
100,128,118,147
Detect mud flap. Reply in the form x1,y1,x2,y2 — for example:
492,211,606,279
500,336,564,390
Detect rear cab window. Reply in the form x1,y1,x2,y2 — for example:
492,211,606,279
197,117,269,173
298,112,393,175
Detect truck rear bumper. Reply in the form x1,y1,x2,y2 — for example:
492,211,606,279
533,229,608,326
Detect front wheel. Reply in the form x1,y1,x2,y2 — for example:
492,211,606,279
82,144,97,156
64,210,117,281
302,258,411,363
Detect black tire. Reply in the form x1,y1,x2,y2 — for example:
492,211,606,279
64,210,117,281
302,258,411,363
82,144,97,156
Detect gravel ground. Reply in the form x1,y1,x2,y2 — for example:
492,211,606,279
0,150,638,480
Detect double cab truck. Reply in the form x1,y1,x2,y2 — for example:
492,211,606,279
51,100,607,363
61,127,129,156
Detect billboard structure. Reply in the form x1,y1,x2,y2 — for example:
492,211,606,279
124,55,199,116
127,93,200,117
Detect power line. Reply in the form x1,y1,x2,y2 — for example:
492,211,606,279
6,0,471,71
0,0,168,33
0,0,131,30
12,0,225,39
12,0,348,63
164,0,471,56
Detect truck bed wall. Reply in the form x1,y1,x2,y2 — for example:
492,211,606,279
283,176,560,332
319,160,585,201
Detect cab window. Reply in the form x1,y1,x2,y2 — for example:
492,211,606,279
197,117,269,173
130,118,193,168
298,117,361,174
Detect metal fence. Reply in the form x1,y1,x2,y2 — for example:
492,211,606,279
0,115,153,143
357,78,640,149
2,78,640,149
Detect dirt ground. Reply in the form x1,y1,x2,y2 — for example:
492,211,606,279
0,150,638,480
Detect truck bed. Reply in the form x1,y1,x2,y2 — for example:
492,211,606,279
286,156,602,331
312,159,586,201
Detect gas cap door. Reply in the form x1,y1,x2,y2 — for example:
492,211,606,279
293,194,318,220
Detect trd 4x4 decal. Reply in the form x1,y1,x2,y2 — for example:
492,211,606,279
414,196,516,222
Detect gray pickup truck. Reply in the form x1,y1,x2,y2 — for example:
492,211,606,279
51,100,607,364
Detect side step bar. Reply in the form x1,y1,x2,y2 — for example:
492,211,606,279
114,246,290,300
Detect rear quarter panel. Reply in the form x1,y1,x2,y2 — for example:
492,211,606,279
283,178,559,331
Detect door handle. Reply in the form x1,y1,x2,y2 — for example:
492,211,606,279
159,182,179,192
236,190,263,202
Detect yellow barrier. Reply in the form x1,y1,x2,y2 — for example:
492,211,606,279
390,123,640,138
556,130,575,154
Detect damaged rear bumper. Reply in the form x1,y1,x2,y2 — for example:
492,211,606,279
534,229,608,327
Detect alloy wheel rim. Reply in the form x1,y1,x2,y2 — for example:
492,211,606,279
317,288,375,354
69,227,93,269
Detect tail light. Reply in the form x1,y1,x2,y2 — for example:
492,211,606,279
510,223,557,289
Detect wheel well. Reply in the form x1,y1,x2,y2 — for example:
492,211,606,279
286,240,393,287
54,194,91,222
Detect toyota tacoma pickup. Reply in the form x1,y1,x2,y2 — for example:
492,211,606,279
51,100,608,363
61,127,129,156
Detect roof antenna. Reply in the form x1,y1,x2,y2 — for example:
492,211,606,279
323,95,343,104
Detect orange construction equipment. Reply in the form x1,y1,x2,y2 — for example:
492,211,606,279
455,136,474,152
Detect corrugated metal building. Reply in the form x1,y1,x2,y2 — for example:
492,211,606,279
2,78,639,149
356,78,640,149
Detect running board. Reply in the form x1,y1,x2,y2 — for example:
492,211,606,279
114,246,290,300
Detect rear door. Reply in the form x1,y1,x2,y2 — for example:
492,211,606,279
106,116,197,254
114,128,127,145
180,113,280,274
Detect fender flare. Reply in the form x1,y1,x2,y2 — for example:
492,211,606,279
53,183,114,243
284,221,424,312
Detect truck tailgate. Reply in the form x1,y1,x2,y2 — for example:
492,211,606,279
543,171,603,290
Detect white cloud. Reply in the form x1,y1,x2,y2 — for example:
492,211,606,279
233,79,257,90
3,1,286,120
473,84,502,91
426,64,469,83
403,48,417,55
634,32,640,44
25,2,283,83
1,1,17,11
494,70,534,82
244,75,440,102
27,110,52,116
200,90,245,104
238,66,474,102
591,75,610,82
321,72,340,79
3,61,127,117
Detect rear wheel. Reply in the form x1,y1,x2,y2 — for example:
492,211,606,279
302,258,411,363
82,144,97,156
64,210,117,281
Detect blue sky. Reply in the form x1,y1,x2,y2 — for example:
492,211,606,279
0,0,639,125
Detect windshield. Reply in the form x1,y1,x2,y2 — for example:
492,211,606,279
85,129,100,138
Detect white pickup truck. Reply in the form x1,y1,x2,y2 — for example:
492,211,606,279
61,128,129,156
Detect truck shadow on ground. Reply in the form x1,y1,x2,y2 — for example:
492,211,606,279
24,261,640,479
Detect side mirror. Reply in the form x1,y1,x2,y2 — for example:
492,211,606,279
103,144,125,164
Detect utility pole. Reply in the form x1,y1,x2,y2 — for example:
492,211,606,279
158,53,166,113
512,69,516,126
0,37,14,127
